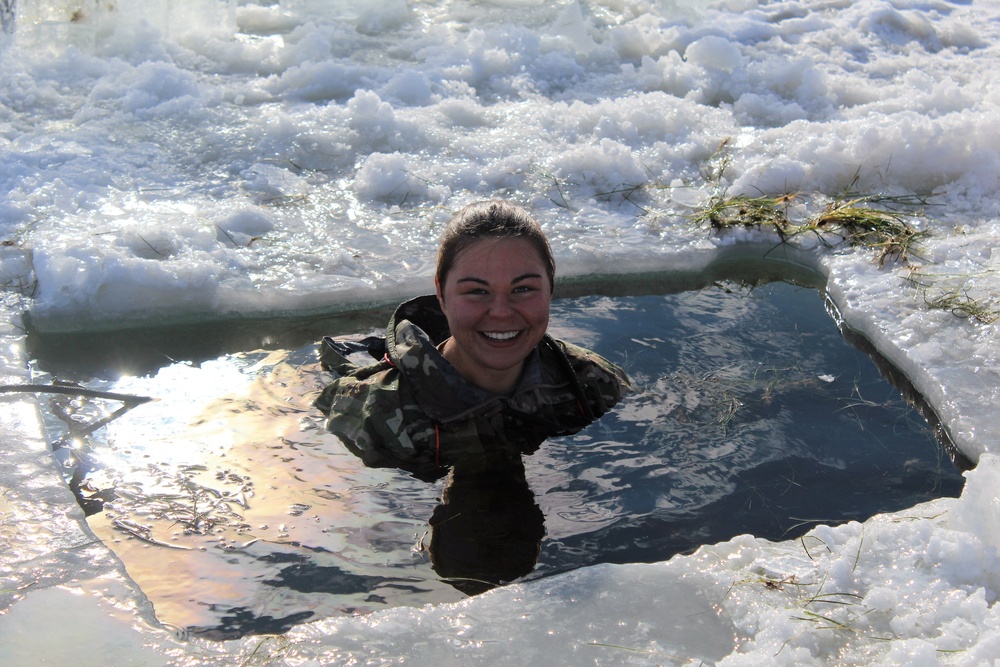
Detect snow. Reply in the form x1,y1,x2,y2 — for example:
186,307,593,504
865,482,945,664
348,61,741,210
2,0,1000,664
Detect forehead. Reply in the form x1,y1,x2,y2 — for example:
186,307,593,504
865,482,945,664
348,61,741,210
448,237,547,275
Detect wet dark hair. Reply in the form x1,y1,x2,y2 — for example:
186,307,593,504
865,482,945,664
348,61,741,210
436,200,556,292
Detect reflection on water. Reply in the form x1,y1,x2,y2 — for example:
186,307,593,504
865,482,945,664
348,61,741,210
30,281,966,638
430,464,545,596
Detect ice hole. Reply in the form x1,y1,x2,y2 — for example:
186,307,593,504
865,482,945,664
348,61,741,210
26,267,968,640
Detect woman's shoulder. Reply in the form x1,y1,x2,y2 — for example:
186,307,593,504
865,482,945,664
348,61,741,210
546,337,630,384
540,336,631,421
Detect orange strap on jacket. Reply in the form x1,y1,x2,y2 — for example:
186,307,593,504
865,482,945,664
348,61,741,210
434,423,441,467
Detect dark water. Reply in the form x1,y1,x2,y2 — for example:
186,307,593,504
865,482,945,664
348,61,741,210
28,281,966,639
533,283,967,576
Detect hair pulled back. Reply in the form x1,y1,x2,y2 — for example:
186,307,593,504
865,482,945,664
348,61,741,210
436,200,555,291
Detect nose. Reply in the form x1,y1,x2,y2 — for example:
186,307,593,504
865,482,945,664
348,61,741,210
488,293,515,318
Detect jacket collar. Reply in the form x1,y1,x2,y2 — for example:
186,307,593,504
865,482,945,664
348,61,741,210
385,295,546,422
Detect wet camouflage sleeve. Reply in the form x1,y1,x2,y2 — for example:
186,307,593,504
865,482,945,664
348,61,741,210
316,366,436,468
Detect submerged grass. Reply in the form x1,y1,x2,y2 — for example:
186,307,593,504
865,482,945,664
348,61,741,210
102,464,253,548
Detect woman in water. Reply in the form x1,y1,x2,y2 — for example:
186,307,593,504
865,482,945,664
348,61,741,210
315,200,629,479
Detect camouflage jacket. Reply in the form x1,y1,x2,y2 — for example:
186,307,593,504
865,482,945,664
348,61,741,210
314,295,630,480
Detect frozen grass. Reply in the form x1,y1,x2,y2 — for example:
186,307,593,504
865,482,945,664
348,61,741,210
691,188,933,267
684,157,1000,325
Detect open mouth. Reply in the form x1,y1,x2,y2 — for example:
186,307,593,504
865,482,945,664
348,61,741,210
481,330,521,342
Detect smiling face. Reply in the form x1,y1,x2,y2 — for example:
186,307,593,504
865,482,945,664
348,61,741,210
436,237,552,394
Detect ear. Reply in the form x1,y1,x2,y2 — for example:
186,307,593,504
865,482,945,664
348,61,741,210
435,276,445,306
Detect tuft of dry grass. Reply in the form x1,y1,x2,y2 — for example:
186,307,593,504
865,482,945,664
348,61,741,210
904,270,999,324
921,289,998,324
692,189,933,267
690,193,795,237
798,194,932,266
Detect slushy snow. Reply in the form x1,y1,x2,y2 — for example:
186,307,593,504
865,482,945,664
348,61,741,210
2,0,1000,664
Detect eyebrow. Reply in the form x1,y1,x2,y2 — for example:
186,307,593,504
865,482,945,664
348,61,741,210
456,273,543,285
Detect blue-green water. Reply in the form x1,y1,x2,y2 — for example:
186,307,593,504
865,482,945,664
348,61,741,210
27,280,965,639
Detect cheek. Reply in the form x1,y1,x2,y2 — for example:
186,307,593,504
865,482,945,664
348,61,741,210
442,300,479,328
530,297,552,324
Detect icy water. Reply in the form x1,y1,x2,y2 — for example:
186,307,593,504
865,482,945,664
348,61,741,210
27,279,966,639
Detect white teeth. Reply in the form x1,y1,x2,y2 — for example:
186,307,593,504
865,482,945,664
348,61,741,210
483,331,519,341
